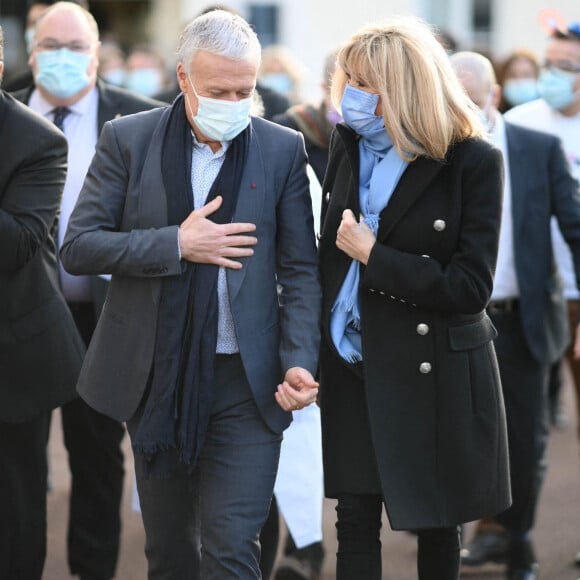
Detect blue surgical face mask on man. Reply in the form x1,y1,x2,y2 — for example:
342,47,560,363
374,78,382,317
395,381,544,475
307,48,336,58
340,83,384,138
35,48,91,99
502,78,538,107
186,74,252,142
537,68,579,110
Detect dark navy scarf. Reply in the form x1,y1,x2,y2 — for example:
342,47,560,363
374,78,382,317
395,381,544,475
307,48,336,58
132,94,251,475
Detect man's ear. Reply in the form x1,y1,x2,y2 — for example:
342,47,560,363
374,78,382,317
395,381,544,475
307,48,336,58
176,63,189,93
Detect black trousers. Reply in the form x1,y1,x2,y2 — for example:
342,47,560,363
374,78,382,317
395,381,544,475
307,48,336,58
489,309,550,534
60,302,126,579
335,494,460,580
0,412,50,580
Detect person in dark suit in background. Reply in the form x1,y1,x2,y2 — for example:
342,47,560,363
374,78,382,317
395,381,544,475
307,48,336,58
272,48,339,185
12,3,166,579
3,0,90,93
318,17,510,580
0,25,86,580
452,51,580,580
61,9,320,579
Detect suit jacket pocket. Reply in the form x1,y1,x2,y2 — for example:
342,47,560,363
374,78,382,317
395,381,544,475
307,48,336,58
10,293,71,341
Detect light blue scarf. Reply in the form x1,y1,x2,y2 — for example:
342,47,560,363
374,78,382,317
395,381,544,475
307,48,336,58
330,86,408,362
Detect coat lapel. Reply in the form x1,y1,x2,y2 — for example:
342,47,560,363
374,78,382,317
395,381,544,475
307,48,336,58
376,155,444,242
227,125,265,302
96,81,122,132
137,107,172,304
336,124,361,214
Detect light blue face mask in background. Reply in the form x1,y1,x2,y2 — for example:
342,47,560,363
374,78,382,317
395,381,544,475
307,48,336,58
101,68,126,87
25,28,35,54
537,68,579,110
125,68,162,97
35,48,91,99
259,72,292,94
503,78,539,107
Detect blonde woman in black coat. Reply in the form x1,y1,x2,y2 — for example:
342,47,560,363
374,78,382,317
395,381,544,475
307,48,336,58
318,16,511,580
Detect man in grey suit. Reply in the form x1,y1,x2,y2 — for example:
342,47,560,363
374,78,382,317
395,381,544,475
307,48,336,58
0,25,85,579
452,52,580,580
62,9,321,579
13,3,166,579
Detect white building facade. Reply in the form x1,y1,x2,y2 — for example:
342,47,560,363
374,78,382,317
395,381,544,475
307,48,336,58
144,0,577,102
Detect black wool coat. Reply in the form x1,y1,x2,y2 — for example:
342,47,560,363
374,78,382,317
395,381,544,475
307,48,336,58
318,124,512,530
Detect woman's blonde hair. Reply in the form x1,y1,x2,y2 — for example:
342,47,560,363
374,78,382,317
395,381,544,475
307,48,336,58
331,15,483,161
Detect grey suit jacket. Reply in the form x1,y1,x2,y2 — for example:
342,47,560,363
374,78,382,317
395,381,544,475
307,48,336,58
61,106,321,434
505,121,580,365
13,80,168,314
0,91,85,423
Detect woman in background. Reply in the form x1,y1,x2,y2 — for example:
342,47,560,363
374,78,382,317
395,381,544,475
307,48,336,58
496,48,540,112
318,16,510,580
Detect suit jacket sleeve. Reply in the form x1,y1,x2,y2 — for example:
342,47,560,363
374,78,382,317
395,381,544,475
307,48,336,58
549,136,580,301
363,142,504,314
275,133,321,375
61,119,181,278
0,106,67,273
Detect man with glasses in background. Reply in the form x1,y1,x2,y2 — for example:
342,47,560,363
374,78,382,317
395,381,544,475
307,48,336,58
12,3,165,579
505,20,580,571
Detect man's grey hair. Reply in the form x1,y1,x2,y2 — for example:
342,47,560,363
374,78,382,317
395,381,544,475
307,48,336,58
177,9,261,67
450,51,497,92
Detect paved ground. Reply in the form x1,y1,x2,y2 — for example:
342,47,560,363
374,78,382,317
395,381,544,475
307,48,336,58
43,368,580,579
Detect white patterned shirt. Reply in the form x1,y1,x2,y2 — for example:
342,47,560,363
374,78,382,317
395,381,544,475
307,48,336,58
189,135,239,353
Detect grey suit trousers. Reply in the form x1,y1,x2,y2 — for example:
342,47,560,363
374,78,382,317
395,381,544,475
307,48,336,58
127,354,282,580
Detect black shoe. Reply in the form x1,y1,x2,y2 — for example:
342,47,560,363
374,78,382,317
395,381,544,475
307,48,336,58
575,550,580,567
275,555,320,580
507,564,539,580
507,537,538,580
461,530,510,566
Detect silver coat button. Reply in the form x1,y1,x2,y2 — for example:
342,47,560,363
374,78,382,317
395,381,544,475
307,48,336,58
325,192,331,202
433,219,446,231
419,362,432,374
416,323,430,335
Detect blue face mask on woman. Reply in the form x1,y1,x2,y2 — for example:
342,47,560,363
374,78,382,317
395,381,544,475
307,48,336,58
340,84,384,138
537,68,578,110
35,48,91,99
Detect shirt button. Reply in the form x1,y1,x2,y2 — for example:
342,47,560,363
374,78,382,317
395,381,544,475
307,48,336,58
419,362,432,374
416,323,430,335
433,219,446,232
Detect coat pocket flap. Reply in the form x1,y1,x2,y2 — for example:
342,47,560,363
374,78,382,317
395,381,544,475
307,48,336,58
10,294,70,341
448,315,497,351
